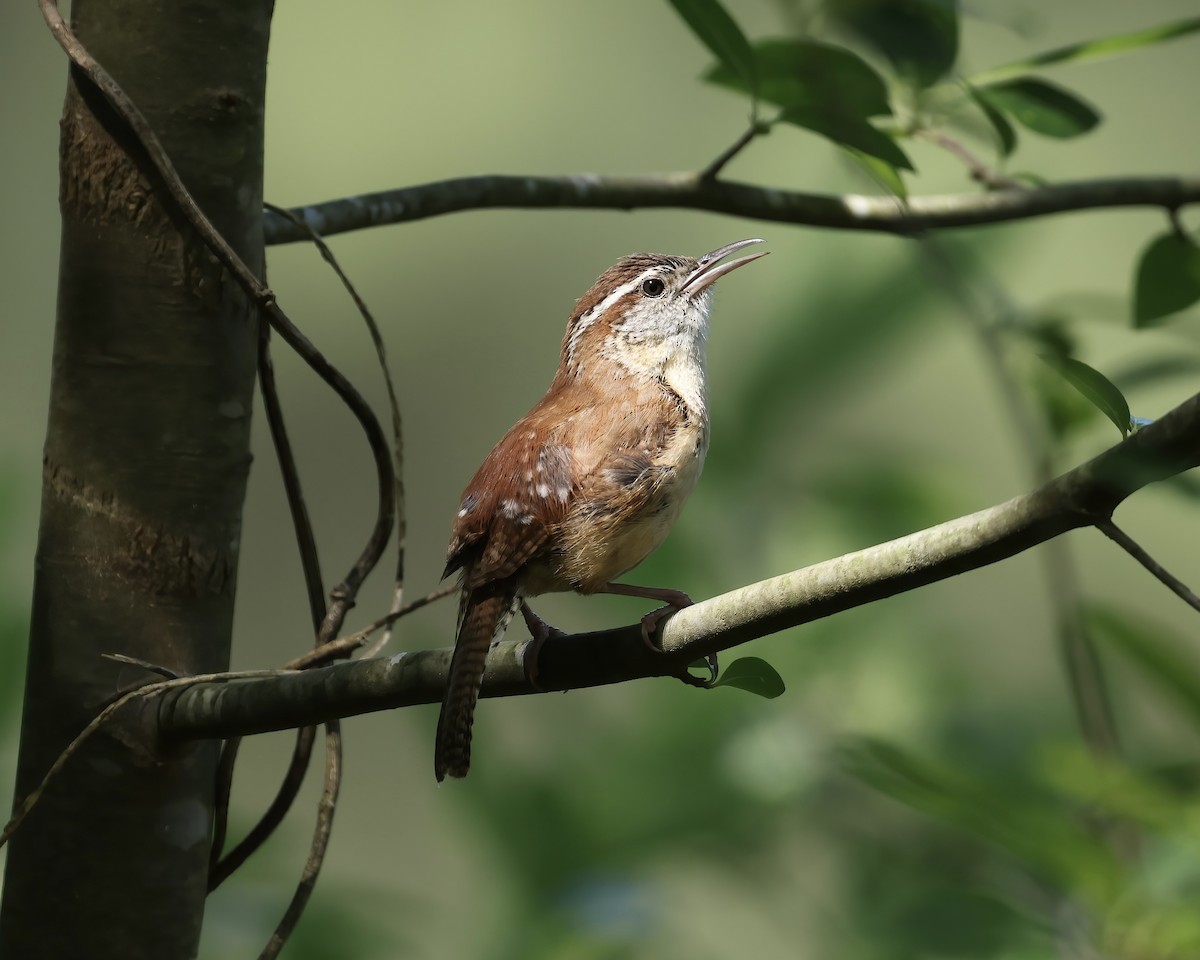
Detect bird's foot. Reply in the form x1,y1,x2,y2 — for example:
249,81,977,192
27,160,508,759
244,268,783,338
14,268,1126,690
631,592,717,687
520,600,565,690
635,589,693,650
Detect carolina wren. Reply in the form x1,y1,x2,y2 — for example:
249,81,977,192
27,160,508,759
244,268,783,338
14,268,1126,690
434,238,767,780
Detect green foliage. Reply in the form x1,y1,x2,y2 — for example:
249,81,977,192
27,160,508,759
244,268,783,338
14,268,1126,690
664,0,757,101
1133,231,1200,326
969,15,1200,86
645,10,1200,957
670,2,1198,207
966,82,1018,157
705,39,912,167
974,77,1100,139
1037,354,1131,437
711,657,786,698
826,0,959,89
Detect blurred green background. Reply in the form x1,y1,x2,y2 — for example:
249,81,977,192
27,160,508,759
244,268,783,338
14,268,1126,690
2,1,1200,957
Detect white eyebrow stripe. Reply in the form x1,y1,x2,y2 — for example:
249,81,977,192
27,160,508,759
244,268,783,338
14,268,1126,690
566,267,661,364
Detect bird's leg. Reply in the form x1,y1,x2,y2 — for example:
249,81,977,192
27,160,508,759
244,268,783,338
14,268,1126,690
601,584,693,650
598,582,692,646
520,600,565,690
598,582,718,683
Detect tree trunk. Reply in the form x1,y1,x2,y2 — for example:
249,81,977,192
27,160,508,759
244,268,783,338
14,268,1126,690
0,1,271,956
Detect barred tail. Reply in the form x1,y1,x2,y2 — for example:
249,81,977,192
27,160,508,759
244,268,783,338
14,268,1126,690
434,582,518,780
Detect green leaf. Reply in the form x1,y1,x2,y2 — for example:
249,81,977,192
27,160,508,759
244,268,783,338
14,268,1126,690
706,39,912,168
665,0,757,97
965,83,1017,157
1133,232,1200,326
844,147,908,198
1088,604,1200,730
1027,353,1095,441
826,0,959,88
976,77,1100,138
1037,354,1131,437
970,16,1200,87
711,657,786,698
781,106,912,168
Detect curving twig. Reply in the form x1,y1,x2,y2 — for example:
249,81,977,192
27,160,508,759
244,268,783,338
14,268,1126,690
264,203,410,661
208,325,326,889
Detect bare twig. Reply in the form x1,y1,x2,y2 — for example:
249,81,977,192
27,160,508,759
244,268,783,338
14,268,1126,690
701,121,769,181
916,128,1022,190
259,324,328,630
208,728,318,892
305,583,457,667
208,324,326,891
264,203,409,659
258,723,341,960
0,668,291,851
208,736,239,875
1099,520,1200,614
101,654,180,679
261,173,1200,245
4,580,457,856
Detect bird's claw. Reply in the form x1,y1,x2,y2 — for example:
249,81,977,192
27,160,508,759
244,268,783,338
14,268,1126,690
520,601,565,691
638,591,693,651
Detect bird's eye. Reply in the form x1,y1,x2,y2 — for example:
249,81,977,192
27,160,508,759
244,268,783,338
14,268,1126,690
641,277,665,297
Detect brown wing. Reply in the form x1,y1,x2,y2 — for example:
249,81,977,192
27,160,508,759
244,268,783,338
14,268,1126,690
443,405,578,589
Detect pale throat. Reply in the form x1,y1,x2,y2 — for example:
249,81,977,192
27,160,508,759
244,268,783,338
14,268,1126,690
604,293,712,423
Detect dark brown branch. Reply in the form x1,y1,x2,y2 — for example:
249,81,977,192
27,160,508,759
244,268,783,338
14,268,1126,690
156,390,1200,742
262,173,1200,245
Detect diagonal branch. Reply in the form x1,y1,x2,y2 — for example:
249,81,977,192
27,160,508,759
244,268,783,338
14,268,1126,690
1099,519,1200,614
155,390,1200,743
262,173,1200,245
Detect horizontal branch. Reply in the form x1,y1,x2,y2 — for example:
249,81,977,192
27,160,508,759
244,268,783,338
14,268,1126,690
262,173,1200,245
155,391,1200,742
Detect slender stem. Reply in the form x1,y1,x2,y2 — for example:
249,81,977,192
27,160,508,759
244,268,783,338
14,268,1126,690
915,128,1022,190
701,121,768,180
1099,520,1200,614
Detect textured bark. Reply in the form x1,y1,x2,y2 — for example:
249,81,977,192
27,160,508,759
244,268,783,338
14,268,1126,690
0,1,271,956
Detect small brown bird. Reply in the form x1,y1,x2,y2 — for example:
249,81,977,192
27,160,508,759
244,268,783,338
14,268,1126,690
434,239,767,780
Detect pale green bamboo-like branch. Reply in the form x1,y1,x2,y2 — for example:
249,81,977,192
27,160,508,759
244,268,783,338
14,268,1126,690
155,390,1200,742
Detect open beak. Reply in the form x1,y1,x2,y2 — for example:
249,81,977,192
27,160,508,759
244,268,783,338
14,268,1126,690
682,238,768,296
